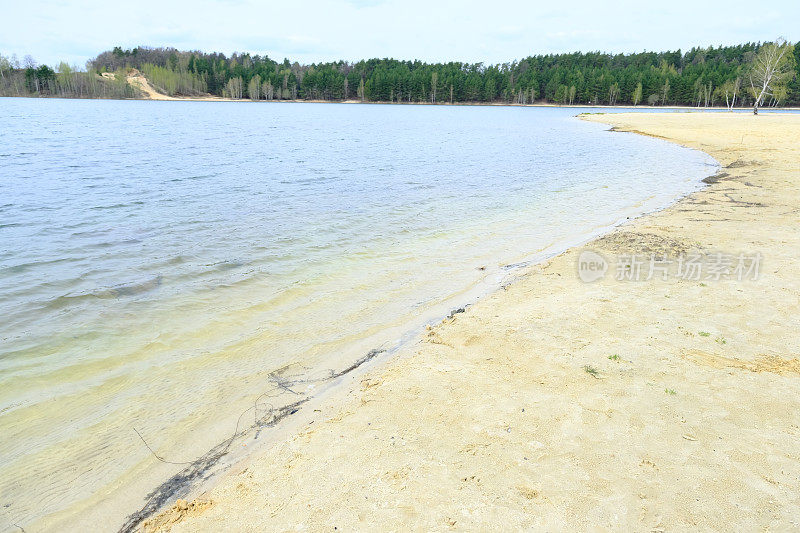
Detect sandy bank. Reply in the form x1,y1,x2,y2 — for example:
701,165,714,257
142,113,800,531
126,74,175,101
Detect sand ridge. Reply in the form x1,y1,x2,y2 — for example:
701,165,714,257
142,113,800,532
126,71,175,101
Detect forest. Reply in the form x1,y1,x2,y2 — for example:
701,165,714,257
0,56,138,99
2,41,799,106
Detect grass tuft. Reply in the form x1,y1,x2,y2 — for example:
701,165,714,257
583,365,600,378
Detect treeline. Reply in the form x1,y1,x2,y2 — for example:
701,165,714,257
0,54,139,98
4,43,800,105
89,43,800,106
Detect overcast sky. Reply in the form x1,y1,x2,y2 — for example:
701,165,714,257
2,0,798,67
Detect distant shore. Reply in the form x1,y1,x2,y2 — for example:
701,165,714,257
3,91,799,111
137,113,800,531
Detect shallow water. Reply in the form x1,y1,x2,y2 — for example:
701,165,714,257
0,99,717,530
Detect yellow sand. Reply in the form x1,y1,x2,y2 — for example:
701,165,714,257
125,71,232,101
144,113,800,531
126,73,175,101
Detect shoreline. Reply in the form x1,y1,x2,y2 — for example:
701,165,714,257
134,144,712,530
52,117,717,533
2,104,712,533
3,93,800,111
139,112,800,531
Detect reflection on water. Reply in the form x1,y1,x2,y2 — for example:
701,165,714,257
0,99,716,531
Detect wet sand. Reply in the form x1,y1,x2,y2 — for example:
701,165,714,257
143,113,800,531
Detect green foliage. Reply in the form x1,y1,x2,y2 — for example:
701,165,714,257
141,64,207,96
89,43,789,105
789,44,800,105
0,57,137,98
6,41,800,105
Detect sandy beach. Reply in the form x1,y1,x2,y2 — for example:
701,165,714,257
137,112,800,531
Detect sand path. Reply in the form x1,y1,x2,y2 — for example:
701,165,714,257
126,73,175,101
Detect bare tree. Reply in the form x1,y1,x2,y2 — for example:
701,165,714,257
769,84,788,107
431,72,438,103
0,54,9,83
225,76,243,99
694,78,706,107
632,82,642,106
609,82,620,105
748,38,794,115
248,74,261,101
717,79,735,110
724,77,741,110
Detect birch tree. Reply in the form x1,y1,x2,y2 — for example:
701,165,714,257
0,54,9,83
609,82,620,105
748,38,794,114
248,74,261,100
632,82,642,106
719,77,741,110
225,76,243,99
769,85,788,107
732,77,740,109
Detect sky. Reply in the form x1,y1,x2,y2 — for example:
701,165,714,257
1,0,799,68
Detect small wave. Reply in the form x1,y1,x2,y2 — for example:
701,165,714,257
87,237,143,249
1,257,78,275
43,275,164,309
206,260,246,271
90,201,145,211
101,275,164,298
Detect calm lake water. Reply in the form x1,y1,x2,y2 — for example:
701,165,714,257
0,99,717,531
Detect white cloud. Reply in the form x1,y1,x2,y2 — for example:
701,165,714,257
1,0,797,67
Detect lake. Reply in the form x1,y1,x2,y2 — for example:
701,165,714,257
0,99,717,531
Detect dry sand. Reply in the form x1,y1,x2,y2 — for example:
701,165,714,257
126,74,175,101
125,71,234,102
141,113,800,531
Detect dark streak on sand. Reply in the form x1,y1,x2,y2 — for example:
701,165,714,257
119,347,387,533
